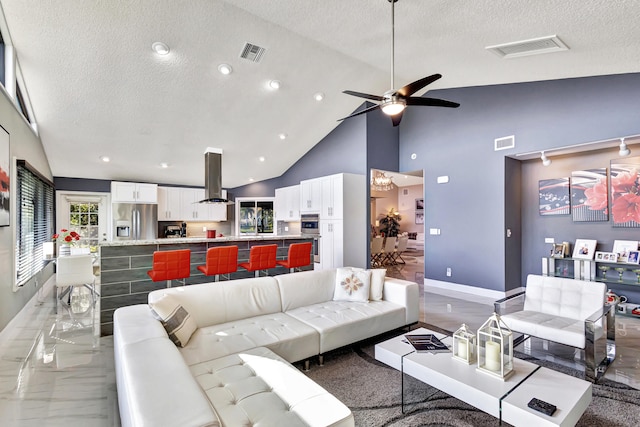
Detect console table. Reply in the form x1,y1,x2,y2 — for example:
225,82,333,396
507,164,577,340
375,327,592,426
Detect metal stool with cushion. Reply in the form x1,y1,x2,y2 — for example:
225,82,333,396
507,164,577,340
147,249,191,288
197,246,238,281
238,244,278,277
55,254,97,314
276,242,312,273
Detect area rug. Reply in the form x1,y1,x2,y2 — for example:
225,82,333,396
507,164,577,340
301,324,640,427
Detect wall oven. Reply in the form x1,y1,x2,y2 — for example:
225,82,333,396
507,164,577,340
301,214,320,263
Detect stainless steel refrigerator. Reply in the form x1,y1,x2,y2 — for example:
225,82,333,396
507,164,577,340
112,203,158,241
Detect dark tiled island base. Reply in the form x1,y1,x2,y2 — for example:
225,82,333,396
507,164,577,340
99,237,314,335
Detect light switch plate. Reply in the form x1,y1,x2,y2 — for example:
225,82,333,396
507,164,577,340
437,176,449,184
544,237,554,243
429,228,440,235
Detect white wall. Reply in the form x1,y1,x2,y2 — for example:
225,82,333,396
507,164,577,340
397,184,424,234
0,87,52,333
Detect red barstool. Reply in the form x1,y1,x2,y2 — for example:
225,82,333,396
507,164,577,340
276,242,312,273
238,244,277,277
197,246,238,281
147,249,191,288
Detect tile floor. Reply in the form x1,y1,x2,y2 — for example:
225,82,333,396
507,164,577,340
0,261,639,426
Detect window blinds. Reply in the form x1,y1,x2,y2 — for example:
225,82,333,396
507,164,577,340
15,161,54,287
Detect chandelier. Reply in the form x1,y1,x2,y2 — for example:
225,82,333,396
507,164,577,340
371,171,393,191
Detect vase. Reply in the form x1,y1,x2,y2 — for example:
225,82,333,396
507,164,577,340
59,244,71,257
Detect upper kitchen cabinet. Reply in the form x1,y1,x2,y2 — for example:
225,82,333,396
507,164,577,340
111,181,158,203
275,184,300,221
158,186,227,221
157,187,182,221
320,174,344,220
300,178,322,213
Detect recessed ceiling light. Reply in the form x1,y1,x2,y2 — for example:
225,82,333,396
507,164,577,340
160,162,169,168
269,80,281,90
314,92,324,101
151,42,170,55
249,178,254,182
100,156,110,163
259,156,265,162
218,64,233,75
278,133,287,140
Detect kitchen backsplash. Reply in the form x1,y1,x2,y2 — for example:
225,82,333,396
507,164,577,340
276,220,301,235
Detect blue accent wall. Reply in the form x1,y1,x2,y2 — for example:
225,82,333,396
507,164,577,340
54,177,111,192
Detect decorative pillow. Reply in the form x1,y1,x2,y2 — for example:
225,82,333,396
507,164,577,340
368,268,386,301
149,294,197,347
333,267,371,302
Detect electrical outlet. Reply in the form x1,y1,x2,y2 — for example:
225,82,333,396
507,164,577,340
446,267,452,277
284,226,289,232
202,226,207,232
447,303,452,313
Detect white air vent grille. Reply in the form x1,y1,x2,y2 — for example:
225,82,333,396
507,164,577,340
240,43,266,63
495,135,515,151
486,35,568,59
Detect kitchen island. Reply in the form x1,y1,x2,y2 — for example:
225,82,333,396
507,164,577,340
99,235,314,335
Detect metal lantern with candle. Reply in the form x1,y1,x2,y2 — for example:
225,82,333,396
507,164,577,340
452,323,476,364
476,312,514,380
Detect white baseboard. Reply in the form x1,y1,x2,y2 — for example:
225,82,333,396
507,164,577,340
424,278,525,303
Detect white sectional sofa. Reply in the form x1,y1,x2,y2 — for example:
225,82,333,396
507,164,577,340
114,268,419,427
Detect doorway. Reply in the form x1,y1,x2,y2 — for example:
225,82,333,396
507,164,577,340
370,169,424,283
56,191,109,253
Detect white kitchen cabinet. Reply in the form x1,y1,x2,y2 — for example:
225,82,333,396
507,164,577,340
111,181,158,203
206,194,227,221
320,174,344,220
318,220,343,270
181,188,208,220
300,178,322,213
275,184,300,221
157,187,182,220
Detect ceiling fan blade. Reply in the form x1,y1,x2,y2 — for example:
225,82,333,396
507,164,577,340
337,103,382,121
406,97,460,108
395,74,442,97
391,112,404,127
343,90,385,102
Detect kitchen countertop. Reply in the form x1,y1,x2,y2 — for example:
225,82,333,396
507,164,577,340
100,235,313,247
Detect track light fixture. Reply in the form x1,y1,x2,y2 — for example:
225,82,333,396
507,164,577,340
541,151,551,166
619,138,631,156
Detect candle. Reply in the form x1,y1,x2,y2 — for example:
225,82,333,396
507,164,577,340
485,341,501,371
457,341,468,360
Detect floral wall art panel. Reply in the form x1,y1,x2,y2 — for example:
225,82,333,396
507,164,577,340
571,168,608,222
539,177,570,216
610,157,640,228
0,126,9,227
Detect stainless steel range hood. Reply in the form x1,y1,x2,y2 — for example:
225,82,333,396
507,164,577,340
199,148,232,204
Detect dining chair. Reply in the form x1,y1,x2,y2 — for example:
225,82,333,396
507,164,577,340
370,236,384,267
391,236,409,264
381,236,397,265
276,242,312,273
54,255,97,314
238,244,278,277
197,246,238,281
147,249,192,288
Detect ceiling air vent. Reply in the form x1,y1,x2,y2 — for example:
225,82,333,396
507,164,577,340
240,42,266,63
486,35,568,59
495,135,515,151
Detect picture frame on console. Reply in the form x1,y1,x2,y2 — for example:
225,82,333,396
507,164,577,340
595,251,618,263
551,243,565,258
572,239,596,260
612,240,638,263
627,251,640,264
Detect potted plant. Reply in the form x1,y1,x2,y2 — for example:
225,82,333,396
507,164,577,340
378,208,401,237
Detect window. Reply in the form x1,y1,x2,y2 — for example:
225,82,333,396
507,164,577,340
15,160,54,287
0,31,5,87
68,201,100,252
16,84,31,123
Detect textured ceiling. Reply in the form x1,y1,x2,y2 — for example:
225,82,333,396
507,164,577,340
1,0,640,188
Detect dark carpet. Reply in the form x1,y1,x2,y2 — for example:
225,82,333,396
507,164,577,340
301,324,640,427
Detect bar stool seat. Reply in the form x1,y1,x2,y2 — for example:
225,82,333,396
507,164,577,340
197,246,238,281
276,242,312,273
147,249,191,288
238,244,278,277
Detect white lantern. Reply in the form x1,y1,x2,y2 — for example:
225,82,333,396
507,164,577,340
476,312,514,380
452,323,476,364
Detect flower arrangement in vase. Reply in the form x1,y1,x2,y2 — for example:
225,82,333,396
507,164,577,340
53,229,81,256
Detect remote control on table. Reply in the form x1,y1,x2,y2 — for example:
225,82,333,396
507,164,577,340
527,398,556,416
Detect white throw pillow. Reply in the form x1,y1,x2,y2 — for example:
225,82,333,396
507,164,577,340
149,294,197,348
368,268,386,301
333,267,371,302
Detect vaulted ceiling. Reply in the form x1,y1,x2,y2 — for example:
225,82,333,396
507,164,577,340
1,0,640,188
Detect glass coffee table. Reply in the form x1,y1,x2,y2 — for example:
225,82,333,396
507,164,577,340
375,327,592,425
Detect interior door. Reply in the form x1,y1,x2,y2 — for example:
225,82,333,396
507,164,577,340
56,191,109,252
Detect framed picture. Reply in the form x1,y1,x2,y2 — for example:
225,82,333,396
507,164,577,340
612,240,638,263
0,125,9,227
611,157,640,227
415,198,424,211
595,251,618,263
415,211,424,224
627,251,640,265
551,243,565,258
570,168,608,222
539,178,570,216
572,239,597,260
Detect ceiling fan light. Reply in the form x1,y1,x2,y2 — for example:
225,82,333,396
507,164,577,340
619,138,631,156
381,101,405,116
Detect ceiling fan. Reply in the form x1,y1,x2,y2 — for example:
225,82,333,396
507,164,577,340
340,0,460,127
